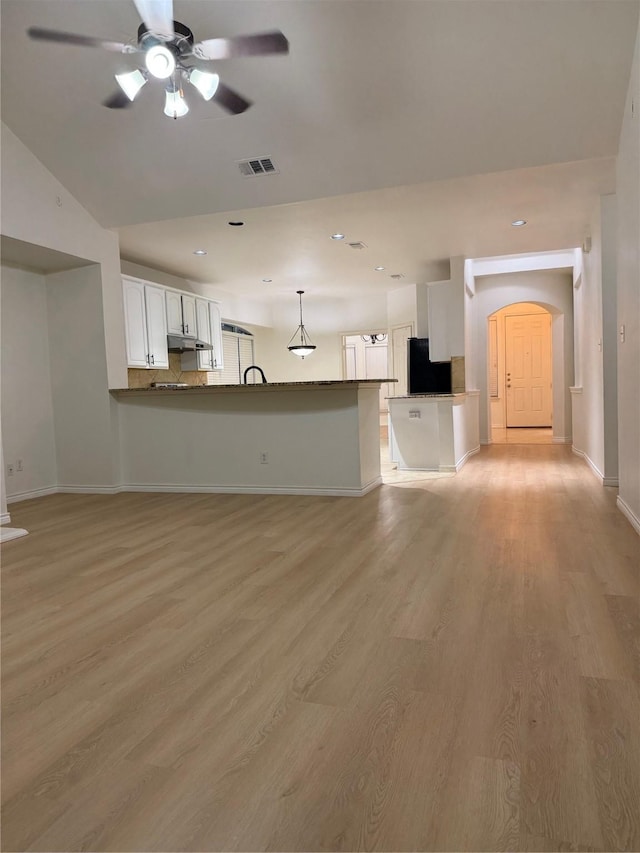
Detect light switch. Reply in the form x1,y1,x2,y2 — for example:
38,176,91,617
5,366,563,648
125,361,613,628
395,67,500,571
409,410,421,419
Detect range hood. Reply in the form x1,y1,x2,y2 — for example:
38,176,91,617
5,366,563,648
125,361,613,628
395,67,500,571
167,334,214,353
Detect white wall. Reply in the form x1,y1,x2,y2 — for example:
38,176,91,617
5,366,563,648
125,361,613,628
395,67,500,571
601,195,619,483
387,284,417,329
46,266,119,489
576,201,606,477
472,270,574,443
616,17,640,532
0,265,58,499
1,123,127,390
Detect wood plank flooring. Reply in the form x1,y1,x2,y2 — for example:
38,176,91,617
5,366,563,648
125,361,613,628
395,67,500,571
2,444,639,852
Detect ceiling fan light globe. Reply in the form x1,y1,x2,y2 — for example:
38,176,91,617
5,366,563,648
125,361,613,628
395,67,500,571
164,89,189,118
189,68,220,100
115,69,147,101
145,44,176,79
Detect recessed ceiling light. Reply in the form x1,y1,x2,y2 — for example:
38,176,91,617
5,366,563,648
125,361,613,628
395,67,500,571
193,249,207,256
511,219,527,227
331,233,345,240
262,278,272,283
374,266,385,271
228,221,245,227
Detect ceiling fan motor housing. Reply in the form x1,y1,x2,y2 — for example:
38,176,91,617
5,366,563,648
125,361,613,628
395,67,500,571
137,19,194,54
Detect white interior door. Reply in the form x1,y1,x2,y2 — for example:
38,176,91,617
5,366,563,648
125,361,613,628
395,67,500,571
505,313,552,427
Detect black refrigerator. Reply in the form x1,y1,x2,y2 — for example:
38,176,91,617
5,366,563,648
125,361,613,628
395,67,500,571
407,338,452,394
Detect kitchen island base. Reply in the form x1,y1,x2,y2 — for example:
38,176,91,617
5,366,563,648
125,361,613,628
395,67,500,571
113,381,387,497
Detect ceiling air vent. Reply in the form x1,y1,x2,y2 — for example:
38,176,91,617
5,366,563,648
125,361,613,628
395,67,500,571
390,273,405,279
347,241,367,250
237,157,279,177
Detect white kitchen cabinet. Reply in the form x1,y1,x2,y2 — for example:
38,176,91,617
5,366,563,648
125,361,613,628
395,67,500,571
144,285,169,369
195,298,213,370
166,290,197,337
209,302,224,369
122,278,168,369
123,278,148,367
165,290,183,335
181,299,224,371
182,294,197,337
181,300,210,371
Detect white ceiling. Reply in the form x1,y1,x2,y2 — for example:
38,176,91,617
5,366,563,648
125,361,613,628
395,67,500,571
1,0,638,301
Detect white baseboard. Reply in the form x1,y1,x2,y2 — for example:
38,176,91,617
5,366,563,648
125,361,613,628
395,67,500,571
450,446,480,472
480,438,492,445
572,447,605,482
603,477,619,487
617,496,640,535
57,485,123,495
0,511,11,525
552,436,572,444
7,486,58,504
123,479,383,498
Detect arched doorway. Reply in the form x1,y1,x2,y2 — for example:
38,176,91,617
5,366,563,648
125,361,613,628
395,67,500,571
488,302,553,443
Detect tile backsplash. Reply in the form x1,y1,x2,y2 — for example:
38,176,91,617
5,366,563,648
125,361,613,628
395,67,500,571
451,356,466,393
128,353,209,388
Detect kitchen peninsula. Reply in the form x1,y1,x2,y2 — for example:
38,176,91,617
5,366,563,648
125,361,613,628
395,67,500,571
388,391,480,472
112,380,394,496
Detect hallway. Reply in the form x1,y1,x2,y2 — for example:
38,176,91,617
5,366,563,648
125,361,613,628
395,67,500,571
2,446,639,851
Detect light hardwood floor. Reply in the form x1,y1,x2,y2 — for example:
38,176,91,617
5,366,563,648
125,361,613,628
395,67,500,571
2,445,639,852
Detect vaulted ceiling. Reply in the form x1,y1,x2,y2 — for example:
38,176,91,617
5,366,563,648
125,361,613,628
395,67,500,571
1,0,638,299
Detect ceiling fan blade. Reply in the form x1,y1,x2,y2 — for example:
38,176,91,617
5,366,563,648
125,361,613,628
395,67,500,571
133,0,174,40
193,30,289,61
103,90,134,109
212,81,252,114
27,26,130,52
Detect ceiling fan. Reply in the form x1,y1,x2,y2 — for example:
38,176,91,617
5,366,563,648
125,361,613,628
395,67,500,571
27,0,289,118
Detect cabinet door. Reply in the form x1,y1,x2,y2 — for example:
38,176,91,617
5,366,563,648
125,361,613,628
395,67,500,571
195,298,213,370
165,290,183,335
181,294,197,337
122,278,148,367
145,285,169,369
209,302,224,369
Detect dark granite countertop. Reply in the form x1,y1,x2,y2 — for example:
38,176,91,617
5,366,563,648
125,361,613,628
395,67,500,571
112,379,397,395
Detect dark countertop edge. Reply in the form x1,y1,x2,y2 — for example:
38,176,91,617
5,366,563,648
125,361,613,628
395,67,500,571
386,392,468,400
111,379,398,395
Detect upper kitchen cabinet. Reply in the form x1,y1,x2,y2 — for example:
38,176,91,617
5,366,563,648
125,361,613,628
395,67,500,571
166,290,197,337
181,298,224,371
122,277,169,369
209,302,224,369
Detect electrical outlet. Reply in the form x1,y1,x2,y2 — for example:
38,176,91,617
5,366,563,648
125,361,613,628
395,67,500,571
16,459,23,472
260,452,268,464
7,463,14,476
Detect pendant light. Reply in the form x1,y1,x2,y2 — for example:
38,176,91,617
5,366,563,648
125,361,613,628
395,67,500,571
287,290,316,358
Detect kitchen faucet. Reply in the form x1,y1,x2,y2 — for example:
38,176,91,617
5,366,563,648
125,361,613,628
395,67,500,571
243,365,268,384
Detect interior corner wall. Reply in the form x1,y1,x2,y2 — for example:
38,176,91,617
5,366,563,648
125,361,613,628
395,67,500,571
1,122,127,390
601,195,618,483
0,265,58,499
473,270,574,444
574,200,606,477
616,16,640,530
387,284,418,330
46,265,120,489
